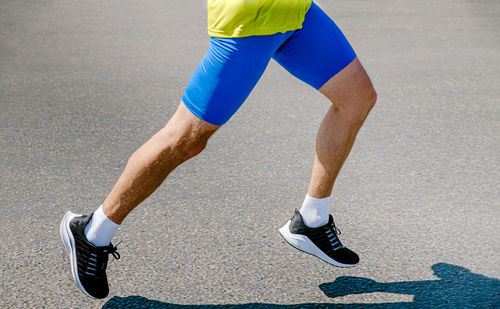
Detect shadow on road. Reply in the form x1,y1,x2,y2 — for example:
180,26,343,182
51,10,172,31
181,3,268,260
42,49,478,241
102,263,499,308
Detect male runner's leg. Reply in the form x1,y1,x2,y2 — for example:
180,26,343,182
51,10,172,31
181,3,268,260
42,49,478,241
60,32,293,299
276,2,376,267
60,103,219,298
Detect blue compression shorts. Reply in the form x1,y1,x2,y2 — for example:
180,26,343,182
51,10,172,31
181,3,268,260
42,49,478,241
182,2,356,125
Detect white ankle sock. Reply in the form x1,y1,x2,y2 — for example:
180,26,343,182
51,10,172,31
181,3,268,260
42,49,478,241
299,194,331,228
84,205,120,247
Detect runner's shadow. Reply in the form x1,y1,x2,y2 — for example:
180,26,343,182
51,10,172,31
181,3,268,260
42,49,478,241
102,263,499,308
320,263,499,307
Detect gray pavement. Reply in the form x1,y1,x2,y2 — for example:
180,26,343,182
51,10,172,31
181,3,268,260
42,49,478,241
1,0,499,307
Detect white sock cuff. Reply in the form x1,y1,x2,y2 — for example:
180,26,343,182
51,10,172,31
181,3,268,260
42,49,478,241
84,205,120,247
299,194,331,228
94,205,120,228
304,194,330,203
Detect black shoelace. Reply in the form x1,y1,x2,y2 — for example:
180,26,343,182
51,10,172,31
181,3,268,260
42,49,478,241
85,242,121,276
322,221,345,251
103,241,121,260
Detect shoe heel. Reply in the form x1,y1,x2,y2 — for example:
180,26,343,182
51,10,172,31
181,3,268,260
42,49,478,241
279,221,312,252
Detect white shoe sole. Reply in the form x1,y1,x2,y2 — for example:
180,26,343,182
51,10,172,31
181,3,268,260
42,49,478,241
279,220,357,268
60,211,97,299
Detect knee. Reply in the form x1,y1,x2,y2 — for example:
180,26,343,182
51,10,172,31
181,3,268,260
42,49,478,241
342,85,377,127
154,126,211,163
364,86,377,114
157,105,218,163
180,139,207,161
178,137,208,162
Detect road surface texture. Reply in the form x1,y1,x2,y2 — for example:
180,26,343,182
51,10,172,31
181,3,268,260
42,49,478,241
1,0,499,308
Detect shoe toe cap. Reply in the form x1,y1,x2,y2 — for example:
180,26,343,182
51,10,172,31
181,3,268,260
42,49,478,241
81,277,110,299
333,247,359,266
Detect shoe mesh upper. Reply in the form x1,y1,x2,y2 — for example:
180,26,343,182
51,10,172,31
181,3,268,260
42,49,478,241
68,213,120,298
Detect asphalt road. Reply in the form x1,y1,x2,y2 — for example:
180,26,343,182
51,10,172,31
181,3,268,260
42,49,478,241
1,0,499,308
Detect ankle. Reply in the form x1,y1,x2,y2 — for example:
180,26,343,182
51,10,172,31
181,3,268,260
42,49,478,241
84,205,120,247
299,194,330,228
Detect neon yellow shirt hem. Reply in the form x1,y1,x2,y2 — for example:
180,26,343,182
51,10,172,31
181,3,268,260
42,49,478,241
207,0,312,39
208,23,305,38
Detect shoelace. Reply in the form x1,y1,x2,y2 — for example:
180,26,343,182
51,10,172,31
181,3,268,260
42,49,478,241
85,242,121,276
104,241,121,260
322,221,345,251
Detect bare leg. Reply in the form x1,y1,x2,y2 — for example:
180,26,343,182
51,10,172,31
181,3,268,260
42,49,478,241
102,103,220,224
307,58,377,198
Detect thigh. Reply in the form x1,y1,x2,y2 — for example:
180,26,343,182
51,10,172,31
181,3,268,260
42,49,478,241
182,34,289,126
273,2,357,90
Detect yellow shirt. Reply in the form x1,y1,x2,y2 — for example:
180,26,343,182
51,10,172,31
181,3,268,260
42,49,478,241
207,0,313,38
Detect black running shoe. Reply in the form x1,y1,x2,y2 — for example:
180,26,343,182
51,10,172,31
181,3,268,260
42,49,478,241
279,209,359,267
60,211,120,299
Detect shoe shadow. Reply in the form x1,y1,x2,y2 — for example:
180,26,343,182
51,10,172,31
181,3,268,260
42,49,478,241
102,263,500,308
